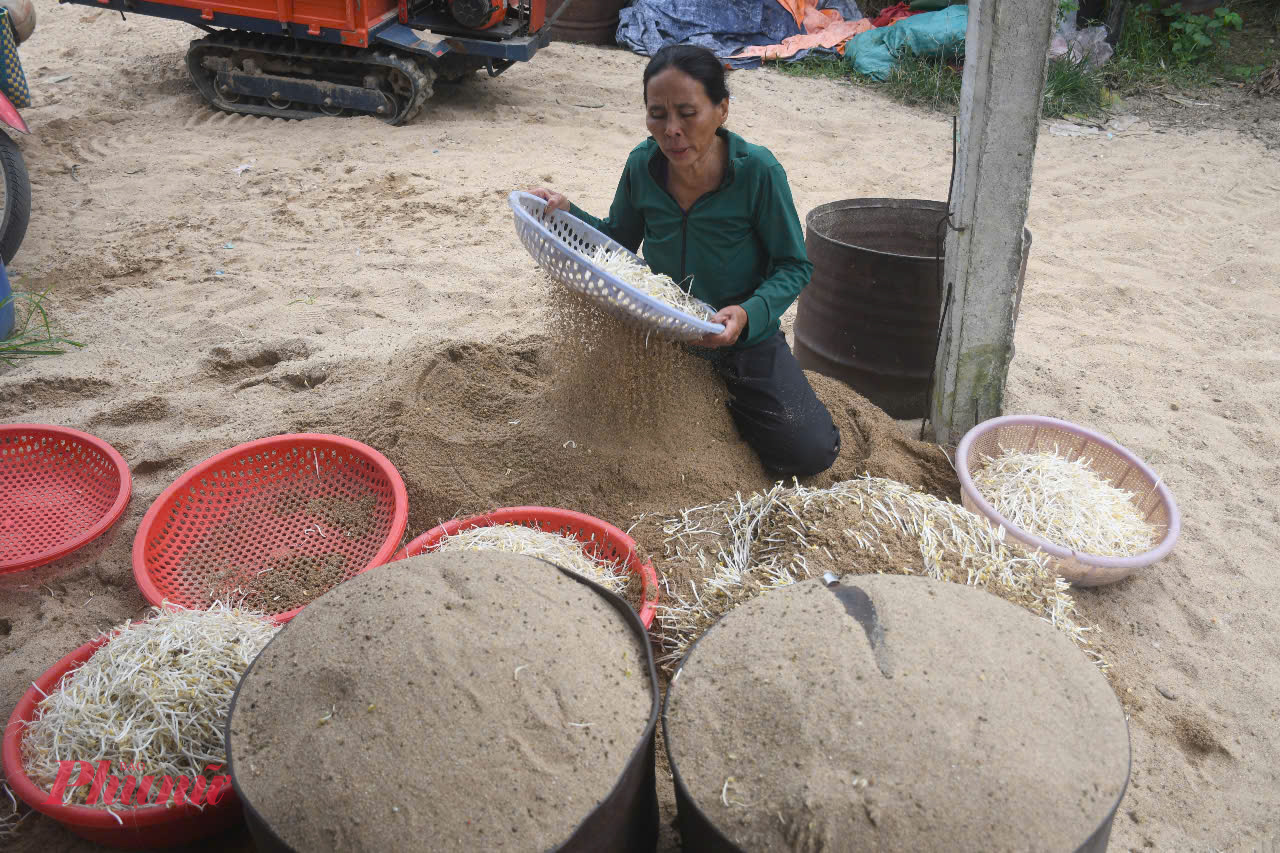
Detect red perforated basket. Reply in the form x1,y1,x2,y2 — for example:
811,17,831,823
2,635,244,848
1,424,132,575
394,506,659,629
133,434,408,624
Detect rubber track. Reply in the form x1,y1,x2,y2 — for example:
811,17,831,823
186,31,435,125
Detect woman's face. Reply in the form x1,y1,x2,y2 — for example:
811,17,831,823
645,67,728,170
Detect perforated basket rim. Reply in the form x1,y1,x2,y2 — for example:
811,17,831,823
955,415,1181,571
0,423,133,575
508,190,726,337
130,434,409,624
1,633,242,834
395,505,660,630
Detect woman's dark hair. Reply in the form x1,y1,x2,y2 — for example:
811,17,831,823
643,44,730,105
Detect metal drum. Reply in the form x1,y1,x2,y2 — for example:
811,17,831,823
794,198,1031,420
545,0,625,44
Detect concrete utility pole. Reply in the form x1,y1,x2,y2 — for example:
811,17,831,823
929,0,1058,444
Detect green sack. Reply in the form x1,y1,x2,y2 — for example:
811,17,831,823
845,5,968,82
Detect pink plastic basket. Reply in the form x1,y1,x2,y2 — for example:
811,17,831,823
956,415,1180,587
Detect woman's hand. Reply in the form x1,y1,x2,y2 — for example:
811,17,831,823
697,305,747,348
529,187,570,212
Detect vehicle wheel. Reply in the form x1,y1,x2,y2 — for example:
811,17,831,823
0,130,30,265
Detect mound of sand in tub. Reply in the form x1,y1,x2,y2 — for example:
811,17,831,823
663,574,1131,853
228,551,654,852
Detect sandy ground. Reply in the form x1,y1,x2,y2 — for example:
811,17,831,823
2,2,1279,850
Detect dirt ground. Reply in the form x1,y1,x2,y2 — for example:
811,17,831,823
1124,86,1280,150
2,4,1279,851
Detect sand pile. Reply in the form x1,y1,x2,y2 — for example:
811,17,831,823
664,575,1130,852
543,288,730,440
316,317,955,542
228,551,654,852
805,372,956,499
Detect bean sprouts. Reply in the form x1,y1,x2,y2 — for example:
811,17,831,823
0,782,28,840
434,524,629,596
649,476,1096,671
19,603,278,808
589,246,715,321
972,447,1159,558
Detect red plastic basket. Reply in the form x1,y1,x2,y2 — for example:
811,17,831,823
1,424,132,575
394,506,659,629
2,635,244,849
132,434,408,624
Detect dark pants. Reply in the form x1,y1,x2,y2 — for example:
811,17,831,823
701,332,841,477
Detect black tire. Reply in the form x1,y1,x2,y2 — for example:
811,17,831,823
0,130,31,265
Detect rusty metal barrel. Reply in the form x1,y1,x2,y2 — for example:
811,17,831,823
545,0,625,44
794,198,1031,420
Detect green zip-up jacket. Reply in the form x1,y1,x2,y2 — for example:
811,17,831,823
569,128,813,350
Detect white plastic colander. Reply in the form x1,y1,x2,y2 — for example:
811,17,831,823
508,191,725,343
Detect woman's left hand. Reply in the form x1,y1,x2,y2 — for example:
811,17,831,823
697,305,747,348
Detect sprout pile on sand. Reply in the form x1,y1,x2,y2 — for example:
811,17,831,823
19,603,278,817
0,783,27,841
649,476,1096,671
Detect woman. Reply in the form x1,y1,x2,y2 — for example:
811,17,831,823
532,44,839,477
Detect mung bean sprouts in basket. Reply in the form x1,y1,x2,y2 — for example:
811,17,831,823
643,476,1097,671
972,446,1159,558
589,246,715,322
20,603,278,814
435,524,630,596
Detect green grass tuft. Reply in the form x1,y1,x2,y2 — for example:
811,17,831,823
882,52,964,112
1,289,84,367
773,53,852,82
772,51,1106,119
1044,56,1108,118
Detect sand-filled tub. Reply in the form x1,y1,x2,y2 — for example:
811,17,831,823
663,574,1131,853
226,551,659,852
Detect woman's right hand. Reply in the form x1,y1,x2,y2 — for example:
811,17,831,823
529,188,570,212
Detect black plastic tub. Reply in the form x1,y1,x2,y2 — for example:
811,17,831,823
662,577,1129,853
225,558,660,853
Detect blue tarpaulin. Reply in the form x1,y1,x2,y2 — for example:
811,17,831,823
617,0,863,65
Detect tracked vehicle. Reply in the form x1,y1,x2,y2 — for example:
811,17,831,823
59,0,570,124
